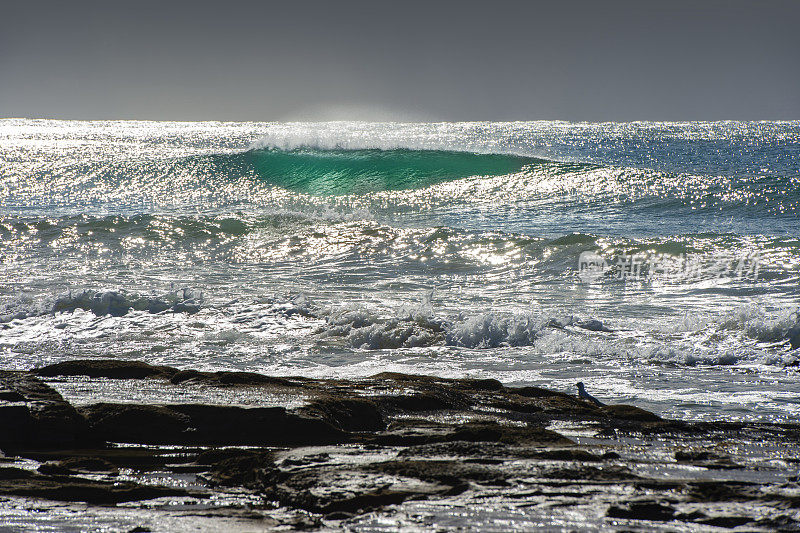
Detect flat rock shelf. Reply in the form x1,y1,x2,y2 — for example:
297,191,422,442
1,359,799,531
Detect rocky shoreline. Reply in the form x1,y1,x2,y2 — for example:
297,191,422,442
1,359,799,531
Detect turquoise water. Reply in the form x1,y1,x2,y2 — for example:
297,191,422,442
247,148,540,194
0,119,798,422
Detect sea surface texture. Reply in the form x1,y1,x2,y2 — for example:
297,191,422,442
1,119,798,422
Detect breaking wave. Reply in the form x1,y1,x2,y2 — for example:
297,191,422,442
243,147,546,195
0,288,203,323
314,303,612,350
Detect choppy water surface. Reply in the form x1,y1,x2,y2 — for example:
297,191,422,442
1,119,798,422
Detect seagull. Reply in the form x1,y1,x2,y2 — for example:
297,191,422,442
577,382,605,407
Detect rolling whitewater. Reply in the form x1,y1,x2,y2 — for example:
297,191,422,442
1,119,799,425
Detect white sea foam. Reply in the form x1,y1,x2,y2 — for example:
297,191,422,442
314,302,615,350
248,122,508,154
445,314,546,348
0,294,53,323
719,305,799,343
2,119,799,425
0,288,203,323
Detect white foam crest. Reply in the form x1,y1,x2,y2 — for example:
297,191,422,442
248,122,517,154
718,304,799,343
532,329,610,357
315,299,445,350
659,303,798,349
0,294,53,323
0,288,204,323
446,313,547,348
345,320,446,350
310,298,798,367
315,299,615,350
52,288,203,317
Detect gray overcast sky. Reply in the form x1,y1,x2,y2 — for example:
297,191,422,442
1,0,798,122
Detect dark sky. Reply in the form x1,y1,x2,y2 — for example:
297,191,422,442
1,0,798,122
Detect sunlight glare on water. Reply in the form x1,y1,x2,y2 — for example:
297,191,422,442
1,119,798,422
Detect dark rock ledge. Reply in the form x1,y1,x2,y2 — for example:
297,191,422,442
0,359,798,530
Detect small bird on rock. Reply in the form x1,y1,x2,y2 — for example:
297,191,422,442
576,382,605,407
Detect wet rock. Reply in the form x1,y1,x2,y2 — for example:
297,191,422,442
34,359,178,380
315,488,422,514
675,450,739,469
507,387,603,417
0,465,198,503
601,404,661,422
510,386,573,400
629,419,730,436
215,371,293,386
0,467,33,480
206,453,277,488
367,459,509,486
675,450,718,461
413,443,602,463
0,371,92,450
501,386,662,424
529,449,603,461
79,403,191,444
544,465,640,481
446,421,572,446
368,373,500,411
547,316,613,332
685,481,756,502
0,389,25,402
375,388,470,413
485,397,545,415
753,514,800,530
457,378,504,391
58,457,119,474
269,467,450,514
575,319,612,332
372,431,449,447
374,419,571,447
463,457,504,465
79,403,347,446
606,501,676,521
37,462,75,476
0,401,32,444
20,446,193,470
298,397,385,432
286,485,424,515
324,511,355,520
167,369,205,384
281,453,330,467
698,516,753,528
196,448,259,465
397,441,508,459
368,372,445,385
36,457,121,476
1,372,72,405
169,369,294,387
0,360,796,528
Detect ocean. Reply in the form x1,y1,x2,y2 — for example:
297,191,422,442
1,119,798,423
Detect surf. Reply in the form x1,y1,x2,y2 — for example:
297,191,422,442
242,147,545,195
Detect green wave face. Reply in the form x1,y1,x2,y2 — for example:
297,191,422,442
244,148,541,195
